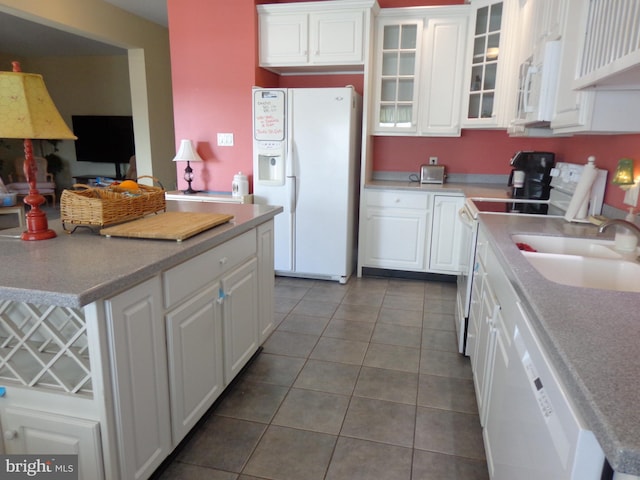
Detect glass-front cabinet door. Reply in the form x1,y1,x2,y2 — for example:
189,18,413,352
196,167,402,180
462,0,519,128
468,2,502,120
373,18,423,133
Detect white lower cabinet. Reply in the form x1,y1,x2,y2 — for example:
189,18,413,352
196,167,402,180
481,311,508,479
363,207,429,271
105,277,172,480
472,281,500,427
257,221,275,342
429,194,467,273
104,225,271,479
166,254,260,444
464,263,483,358
360,189,467,274
361,190,430,271
166,282,224,445
1,406,104,480
467,227,501,427
163,227,264,443
221,258,259,383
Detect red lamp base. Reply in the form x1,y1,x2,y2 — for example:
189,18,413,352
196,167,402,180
21,230,57,241
21,195,56,241
20,139,57,241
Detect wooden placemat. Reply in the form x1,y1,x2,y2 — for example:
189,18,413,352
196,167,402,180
100,212,234,241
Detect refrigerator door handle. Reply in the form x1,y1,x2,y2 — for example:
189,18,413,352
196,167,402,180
287,175,297,213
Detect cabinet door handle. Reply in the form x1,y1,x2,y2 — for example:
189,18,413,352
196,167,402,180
219,257,228,265
4,430,17,440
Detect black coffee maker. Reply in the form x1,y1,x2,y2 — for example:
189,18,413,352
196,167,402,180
508,151,555,213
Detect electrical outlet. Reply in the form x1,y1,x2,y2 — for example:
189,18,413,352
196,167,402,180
429,156,438,165
217,133,234,146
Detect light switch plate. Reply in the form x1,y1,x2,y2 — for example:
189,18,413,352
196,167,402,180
217,133,234,146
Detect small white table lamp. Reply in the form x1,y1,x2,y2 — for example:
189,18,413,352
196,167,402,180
173,139,203,194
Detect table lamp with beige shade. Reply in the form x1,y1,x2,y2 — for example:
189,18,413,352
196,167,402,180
0,61,76,240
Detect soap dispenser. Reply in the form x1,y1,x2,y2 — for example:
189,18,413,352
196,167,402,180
615,208,638,251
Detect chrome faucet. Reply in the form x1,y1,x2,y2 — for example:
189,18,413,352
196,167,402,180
598,218,640,237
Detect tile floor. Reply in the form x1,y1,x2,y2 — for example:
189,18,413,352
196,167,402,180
156,275,489,480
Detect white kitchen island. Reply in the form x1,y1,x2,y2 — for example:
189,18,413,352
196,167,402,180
0,200,281,480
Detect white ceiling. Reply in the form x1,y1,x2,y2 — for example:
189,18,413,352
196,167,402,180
103,0,168,28
0,1,168,58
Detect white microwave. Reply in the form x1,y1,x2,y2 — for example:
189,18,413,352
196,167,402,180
512,40,561,128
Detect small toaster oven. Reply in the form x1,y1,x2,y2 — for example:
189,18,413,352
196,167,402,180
420,165,446,184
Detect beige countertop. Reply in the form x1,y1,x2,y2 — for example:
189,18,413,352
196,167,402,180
479,213,640,476
0,201,282,308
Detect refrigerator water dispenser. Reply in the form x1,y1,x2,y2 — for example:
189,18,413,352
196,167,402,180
256,142,285,185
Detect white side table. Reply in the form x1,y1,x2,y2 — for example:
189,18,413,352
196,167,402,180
0,205,26,229
164,191,253,204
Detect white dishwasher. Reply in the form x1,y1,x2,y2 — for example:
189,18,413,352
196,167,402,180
483,296,606,480
478,234,610,479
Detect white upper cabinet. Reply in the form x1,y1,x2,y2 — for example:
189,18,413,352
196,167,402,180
461,0,519,128
373,17,423,134
310,11,365,65
258,0,378,73
372,6,469,136
551,0,640,134
259,12,309,66
510,0,640,135
573,0,640,89
418,13,469,136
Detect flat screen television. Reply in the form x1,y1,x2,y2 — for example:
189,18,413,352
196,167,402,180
72,115,135,179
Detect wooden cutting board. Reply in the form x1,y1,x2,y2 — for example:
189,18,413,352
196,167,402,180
100,212,234,241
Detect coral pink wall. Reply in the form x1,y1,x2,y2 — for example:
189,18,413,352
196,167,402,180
373,130,640,208
167,0,640,210
168,0,258,192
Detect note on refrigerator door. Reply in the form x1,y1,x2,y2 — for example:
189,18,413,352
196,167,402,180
253,89,285,141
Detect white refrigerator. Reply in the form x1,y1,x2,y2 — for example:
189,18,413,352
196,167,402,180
252,87,362,283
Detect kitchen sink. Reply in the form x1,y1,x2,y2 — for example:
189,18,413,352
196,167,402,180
520,252,640,292
512,234,640,292
512,234,625,259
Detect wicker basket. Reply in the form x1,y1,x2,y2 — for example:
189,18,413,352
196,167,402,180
61,176,166,230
